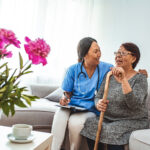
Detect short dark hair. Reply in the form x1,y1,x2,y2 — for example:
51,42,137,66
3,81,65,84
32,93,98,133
77,37,97,62
121,42,140,69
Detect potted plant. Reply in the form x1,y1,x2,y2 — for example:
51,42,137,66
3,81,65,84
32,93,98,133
0,28,50,116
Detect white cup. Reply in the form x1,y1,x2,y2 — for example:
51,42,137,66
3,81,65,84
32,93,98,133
12,124,33,140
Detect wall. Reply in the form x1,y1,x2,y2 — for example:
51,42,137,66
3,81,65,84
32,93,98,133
94,0,150,74
0,0,149,86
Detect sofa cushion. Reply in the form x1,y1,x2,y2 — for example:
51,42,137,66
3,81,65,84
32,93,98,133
129,129,150,150
44,88,63,102
30,85,58,98
15,98,59,112
0,98,59,132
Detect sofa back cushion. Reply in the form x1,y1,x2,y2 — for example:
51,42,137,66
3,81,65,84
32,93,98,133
44,88,63,102
31,85,58,98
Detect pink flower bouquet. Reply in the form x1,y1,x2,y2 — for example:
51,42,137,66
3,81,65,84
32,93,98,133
0,28,50,116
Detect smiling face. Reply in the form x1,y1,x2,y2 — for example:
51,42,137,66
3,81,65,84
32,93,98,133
115,46,136,69
84,41,101,66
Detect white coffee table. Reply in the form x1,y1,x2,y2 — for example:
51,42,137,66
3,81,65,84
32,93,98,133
0,126,53,150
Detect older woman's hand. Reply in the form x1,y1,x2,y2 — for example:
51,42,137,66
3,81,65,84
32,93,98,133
111,67,126,83
96,99,109,112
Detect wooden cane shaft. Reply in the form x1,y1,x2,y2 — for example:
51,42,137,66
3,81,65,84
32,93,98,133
94,112,104,150
94,71,112,150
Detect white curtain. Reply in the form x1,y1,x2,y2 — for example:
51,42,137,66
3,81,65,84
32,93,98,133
0,0,101,86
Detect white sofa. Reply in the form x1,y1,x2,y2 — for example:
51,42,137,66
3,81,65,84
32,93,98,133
0,78,150,150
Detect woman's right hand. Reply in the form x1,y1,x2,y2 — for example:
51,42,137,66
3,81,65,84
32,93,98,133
59,97,70,106
59,91,72,106
96,99,109,112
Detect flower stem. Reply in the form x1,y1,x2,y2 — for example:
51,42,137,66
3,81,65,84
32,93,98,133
14,60,32,83
4,44,10,49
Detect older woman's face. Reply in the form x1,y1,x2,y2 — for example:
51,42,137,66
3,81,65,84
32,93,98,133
84,41,101,66
115,46,136,68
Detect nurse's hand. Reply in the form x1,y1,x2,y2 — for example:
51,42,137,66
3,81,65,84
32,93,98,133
138,69,148,78
59,97,70,106
59,92,71,106
96,99,109,112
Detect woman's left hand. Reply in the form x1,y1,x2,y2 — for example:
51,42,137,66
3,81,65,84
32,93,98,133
111,67,126,83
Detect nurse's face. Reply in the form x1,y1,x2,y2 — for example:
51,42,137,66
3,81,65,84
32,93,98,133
84,42,101,66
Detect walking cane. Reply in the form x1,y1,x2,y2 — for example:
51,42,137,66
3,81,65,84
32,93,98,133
94,71,112,150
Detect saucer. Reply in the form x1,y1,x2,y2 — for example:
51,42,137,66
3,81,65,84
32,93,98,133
7,133,34,143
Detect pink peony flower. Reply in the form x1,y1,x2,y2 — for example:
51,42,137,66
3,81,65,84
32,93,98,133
24,36,50,65
0,28,21,48
0,49,12,59
0,35,5,49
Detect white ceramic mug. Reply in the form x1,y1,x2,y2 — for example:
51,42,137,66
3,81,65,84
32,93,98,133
12,124,33,140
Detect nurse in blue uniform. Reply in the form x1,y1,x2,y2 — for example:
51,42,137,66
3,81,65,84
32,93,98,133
51,37,113,150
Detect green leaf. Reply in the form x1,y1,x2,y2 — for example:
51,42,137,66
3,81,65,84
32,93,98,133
8,69,17,83
1,82,14,100
0,62,7,69
6,65,9,77
24,94,39,99
22,63,32,72
14,81,20,87
0,86,7,93
14,99,27,107
0,93,3,98
2,102,10,116
19,52,23,69
10,102,15,116
22,95,32,105
23,71,33,75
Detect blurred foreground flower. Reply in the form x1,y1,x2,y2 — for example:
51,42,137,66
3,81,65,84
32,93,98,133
0,28,50,116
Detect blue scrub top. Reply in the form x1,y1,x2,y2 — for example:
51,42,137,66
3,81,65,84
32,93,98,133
61,61,113,115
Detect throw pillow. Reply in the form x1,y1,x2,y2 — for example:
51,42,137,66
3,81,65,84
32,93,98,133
44,87,63,102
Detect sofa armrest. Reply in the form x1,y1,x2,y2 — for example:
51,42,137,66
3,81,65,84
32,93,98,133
30,84,58,98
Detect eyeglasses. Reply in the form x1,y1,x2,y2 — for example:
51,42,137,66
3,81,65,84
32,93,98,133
114,51,133,56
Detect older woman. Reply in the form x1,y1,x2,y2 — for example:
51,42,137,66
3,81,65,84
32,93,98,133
81,42,149,150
